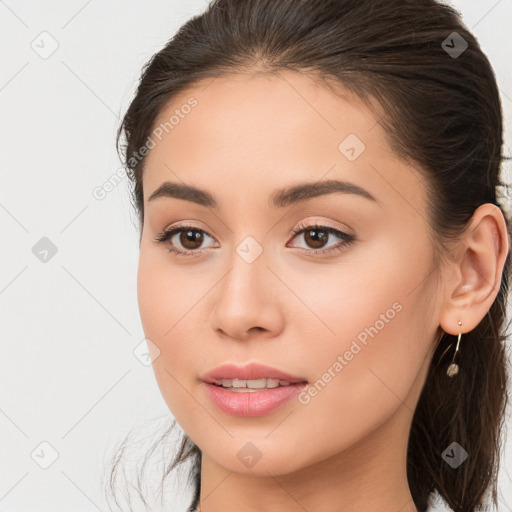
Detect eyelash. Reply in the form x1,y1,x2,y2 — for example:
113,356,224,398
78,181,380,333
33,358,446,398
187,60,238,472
153,221,355,258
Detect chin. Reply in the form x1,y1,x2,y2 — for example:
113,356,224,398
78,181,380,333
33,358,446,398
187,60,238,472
202,437,312,476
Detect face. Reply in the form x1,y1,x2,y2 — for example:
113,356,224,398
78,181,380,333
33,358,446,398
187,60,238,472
138,71,444,476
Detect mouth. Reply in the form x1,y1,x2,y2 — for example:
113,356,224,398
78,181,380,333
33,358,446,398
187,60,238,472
200,362,308,417
201,362,308,387
210,377,306,392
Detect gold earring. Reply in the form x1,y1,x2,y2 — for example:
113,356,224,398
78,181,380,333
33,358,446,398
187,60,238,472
446,321,463,377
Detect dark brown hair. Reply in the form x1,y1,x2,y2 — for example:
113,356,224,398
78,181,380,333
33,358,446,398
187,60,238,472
107,1,512,510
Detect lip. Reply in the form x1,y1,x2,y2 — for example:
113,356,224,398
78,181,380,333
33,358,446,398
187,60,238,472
201,362,308,384
202,382,308,417
200,362,308,417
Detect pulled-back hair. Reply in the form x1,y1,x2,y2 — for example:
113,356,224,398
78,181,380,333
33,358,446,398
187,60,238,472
109,1,512,510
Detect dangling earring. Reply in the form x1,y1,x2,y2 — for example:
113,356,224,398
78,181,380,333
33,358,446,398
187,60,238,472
446,321,463,377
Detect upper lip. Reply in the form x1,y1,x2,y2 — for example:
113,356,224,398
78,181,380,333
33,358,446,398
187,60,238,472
201,362,308,384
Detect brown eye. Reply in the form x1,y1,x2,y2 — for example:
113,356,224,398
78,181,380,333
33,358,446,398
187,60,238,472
154,225,217,258
288,222,355,256
178,229,205,250
302,227,329,249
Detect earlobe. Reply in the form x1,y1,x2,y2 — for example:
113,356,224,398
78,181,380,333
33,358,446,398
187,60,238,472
438,203,510,335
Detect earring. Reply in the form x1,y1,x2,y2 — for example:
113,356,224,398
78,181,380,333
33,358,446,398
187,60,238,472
446,321,463,377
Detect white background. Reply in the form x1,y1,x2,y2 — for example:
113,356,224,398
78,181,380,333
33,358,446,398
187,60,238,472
1,1,511,511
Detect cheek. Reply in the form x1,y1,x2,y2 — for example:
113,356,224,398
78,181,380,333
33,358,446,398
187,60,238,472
136,248,189,338
136,250,206,411
137,257,168,339
293,248,434,417
137,253,185,378
289,305,428,468
137,255,196,424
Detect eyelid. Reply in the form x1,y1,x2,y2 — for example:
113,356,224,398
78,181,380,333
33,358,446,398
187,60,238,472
154,223,216,245
288,218,353,238
155,219,212,238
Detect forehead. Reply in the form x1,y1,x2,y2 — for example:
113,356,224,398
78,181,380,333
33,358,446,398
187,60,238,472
143,70,427,216
149,70,380,164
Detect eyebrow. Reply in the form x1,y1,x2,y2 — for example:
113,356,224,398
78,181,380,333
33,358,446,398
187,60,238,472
148,179,379,208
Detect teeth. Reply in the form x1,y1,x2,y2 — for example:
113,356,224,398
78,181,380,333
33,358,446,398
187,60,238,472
214,378,292,389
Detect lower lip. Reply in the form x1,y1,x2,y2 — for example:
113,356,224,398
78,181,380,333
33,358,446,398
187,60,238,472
202,382,308,417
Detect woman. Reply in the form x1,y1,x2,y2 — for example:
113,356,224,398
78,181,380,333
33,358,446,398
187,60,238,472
109,0,512,510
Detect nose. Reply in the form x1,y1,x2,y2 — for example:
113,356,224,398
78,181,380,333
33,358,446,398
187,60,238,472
210,242,285,341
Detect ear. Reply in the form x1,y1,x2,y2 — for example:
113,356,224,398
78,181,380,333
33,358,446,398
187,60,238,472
439,203,510,335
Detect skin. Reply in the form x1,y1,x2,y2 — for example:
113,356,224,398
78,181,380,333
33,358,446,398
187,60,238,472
137,70,509,512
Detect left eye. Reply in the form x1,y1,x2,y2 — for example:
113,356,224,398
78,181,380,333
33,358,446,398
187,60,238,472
287,222,355,254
